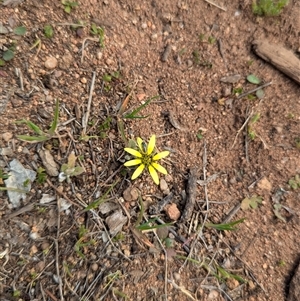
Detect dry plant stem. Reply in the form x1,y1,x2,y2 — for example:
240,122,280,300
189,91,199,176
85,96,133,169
15,68,24,91
180,167,198,222
222,203,241,223
181,143,209,269
204,0,227,11
46,179,83,208
218,39,228,71
237,81,272,99
55,197,64,301
82,71,96,136
231,110,253,149
245,105,251,162
80,37,100,62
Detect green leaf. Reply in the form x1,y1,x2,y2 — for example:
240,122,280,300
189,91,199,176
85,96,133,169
205,218,245,231
64,6,71,13
124,95,158,119
256,89,264,99
16,135,49,143
241,195,262,210
0,59,5,66
13,26,26,36
44,25,54,38
16,119,44,135
3,49,14,61
247,74,261,84
48,99,59,135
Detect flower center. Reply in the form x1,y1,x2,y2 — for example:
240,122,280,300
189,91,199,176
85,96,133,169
141,154,153,167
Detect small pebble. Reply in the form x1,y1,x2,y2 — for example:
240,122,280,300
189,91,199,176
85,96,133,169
2,132,13,142
160,179,168,192
44,57,58,69
80,77,87,84
165,203,180,221
141,23,147,29
173,272,181,281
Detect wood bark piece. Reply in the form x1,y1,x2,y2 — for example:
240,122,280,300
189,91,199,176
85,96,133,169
252,39,300,85
180,168,198,222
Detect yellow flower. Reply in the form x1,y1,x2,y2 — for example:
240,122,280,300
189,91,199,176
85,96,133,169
124,135,169,185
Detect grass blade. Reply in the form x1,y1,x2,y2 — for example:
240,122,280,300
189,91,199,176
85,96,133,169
124,95,158,119
205,218,245,231
16,135,49,143
16,119,44,135
84,180,118,211
48,99,59,135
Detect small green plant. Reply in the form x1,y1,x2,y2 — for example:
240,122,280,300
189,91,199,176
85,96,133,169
208,36,216,44
44,25,54,38
98,116,112,138
233,87,243,96
90,23,105,48
252,0,289,17
14,26,27,36
1,44,16,64
124,135,170,185
59,152,85,183
192,50,200,65
247,113,260,140
16,99,59,143
122,96,157,119
196,130,203,140
62,0,78,13
205,218,245,231
36,167,47,184
74,225,96,258
215,265,245,283
288,174,300,190
102,71,120,92
84,181,118,211
277,259,286,267
0,168,9,181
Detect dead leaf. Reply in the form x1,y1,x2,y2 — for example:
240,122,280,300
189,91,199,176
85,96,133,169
241,196,262,210
38,149,59,176
273,204,286,223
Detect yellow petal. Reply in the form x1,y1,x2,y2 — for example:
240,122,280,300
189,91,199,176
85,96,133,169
131,164,145,180
147,135,156,155
124,159,142,166
124,148,142,158
151,162,168,175
136,137,144,152
152,150,170,161
148,165,159,185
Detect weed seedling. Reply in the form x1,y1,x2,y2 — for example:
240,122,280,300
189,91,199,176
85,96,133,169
208,36,216,44
252,0,289,17
59,152,85,183
288,174,300,190
62,0,78,13
247,113,260,140
44,25,54,38
98,116,112,138
16,99,59,143
90,23,105,48
36,167,47,184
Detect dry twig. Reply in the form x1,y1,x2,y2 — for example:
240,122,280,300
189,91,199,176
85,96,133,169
204,0,227,11
82,71,97,136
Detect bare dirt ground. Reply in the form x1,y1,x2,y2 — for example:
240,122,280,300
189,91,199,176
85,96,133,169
0,0,300,300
